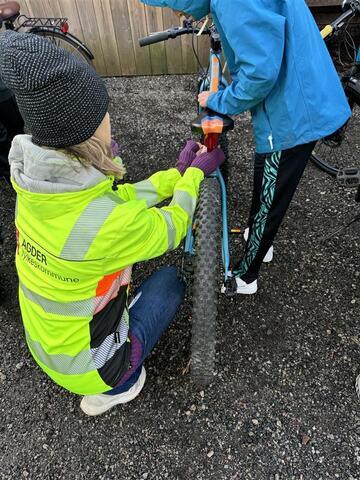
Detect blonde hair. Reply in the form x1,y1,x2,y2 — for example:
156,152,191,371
64,136,126,179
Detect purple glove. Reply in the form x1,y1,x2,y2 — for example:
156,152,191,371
191,148,225,176
111,139,119,157
176,140,200,175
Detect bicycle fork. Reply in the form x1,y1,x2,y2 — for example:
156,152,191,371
183,168,231,283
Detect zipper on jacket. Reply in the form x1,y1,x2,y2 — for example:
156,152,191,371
262,101,274,151
268,134,274,150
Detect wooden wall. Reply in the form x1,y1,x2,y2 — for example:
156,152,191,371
1,0,209,75
1,0,345,76
308,0,341,6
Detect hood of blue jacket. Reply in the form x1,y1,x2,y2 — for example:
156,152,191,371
141,0,210,20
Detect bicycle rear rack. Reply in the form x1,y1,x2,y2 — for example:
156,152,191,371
16,15,68,30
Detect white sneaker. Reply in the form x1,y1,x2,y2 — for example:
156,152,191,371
356,374,360,400
244,228,273,263
80,366,146,416
235,276,258,295
221,271,258,295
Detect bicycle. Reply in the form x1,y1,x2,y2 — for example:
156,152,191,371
140,20,236,385
0,1,93,64
311,0,360,203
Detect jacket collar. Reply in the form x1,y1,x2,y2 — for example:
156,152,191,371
9,135,106,194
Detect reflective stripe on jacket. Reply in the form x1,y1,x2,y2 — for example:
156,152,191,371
12,145,203,395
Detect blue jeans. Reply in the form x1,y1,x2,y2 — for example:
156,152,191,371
105,266,185,395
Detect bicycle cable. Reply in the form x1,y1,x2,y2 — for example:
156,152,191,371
336,14,356,65
343,22,357,62
191,22,206,76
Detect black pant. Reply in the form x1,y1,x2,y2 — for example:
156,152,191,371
234,141,316,283
0,96,24,180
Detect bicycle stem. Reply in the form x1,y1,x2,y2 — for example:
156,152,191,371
203,35,223,151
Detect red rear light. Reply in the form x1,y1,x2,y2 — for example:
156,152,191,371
204,133,219,152
60,21,69,34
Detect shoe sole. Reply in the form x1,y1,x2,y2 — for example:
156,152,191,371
221,286,258,295
236,285,258,295
80,368,147,416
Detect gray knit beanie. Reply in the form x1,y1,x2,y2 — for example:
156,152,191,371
0,30,109,148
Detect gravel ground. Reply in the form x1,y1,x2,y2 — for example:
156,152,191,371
0,76,359,480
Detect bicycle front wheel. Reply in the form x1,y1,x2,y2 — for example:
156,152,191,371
311,101,360,176
31,29,93,65
191,177,221,386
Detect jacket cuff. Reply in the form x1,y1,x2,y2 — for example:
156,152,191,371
183,166,205,182
167,167,182,180
206,92,222,112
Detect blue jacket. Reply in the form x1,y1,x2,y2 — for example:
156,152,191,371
142,0,351,153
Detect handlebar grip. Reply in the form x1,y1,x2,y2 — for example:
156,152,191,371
321,24,334,39
139,31,170,47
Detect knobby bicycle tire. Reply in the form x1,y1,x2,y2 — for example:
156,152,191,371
191,177,221,386
31,29,93,65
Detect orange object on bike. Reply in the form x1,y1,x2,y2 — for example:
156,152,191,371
201,115,224,135
201,114,224,151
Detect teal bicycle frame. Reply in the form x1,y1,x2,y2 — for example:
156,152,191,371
184,29,232,282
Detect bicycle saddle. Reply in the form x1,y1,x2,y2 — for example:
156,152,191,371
191,109,234,135
0,1,20,21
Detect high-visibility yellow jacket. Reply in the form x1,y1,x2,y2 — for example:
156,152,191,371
10,135,204,395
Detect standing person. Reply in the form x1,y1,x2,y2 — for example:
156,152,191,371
140,0,351,294
0,78,24,182
0,30,224,416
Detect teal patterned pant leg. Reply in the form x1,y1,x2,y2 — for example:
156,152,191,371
234,151,281,278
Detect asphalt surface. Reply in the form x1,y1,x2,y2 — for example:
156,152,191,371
0,76,359,479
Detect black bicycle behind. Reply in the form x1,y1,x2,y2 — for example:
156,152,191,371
0,1,93,64
311,0,360,200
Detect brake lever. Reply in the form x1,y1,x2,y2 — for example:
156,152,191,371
197,16,210,36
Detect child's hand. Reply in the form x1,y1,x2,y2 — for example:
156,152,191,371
176,140,201,175
191,147,225,176
196,145,208,156
198,91,212,108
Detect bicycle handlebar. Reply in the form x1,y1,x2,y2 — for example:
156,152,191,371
139,30,172,47
332,6,358,29
322,1,360,38
139,25,210,47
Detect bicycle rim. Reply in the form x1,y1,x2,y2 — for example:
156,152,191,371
34,30,92,65
311,101,360,176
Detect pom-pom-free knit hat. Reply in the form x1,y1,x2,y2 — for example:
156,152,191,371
0,30,109,148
